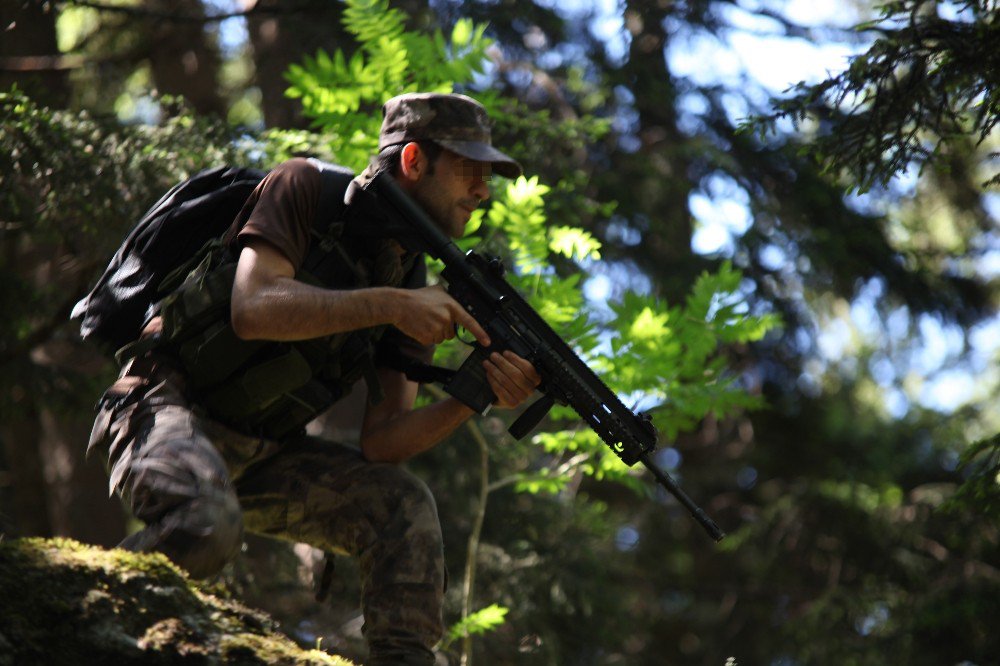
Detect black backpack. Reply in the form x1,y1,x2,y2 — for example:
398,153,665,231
71,161,355,359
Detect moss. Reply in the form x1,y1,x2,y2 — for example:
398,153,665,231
0,537,354,665
221,634,345,665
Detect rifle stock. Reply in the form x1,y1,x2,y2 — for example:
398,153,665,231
368,171,725,542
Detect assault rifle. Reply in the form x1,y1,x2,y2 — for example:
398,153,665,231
367,171,725,542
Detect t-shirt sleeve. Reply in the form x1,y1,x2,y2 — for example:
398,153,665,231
235,158,321,270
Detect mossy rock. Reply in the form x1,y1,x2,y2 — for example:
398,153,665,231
0,537,354,665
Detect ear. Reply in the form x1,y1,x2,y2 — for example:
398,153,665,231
398,142,425,183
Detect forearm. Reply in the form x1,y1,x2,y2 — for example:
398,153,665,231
232,275,404,341
360,396,475,463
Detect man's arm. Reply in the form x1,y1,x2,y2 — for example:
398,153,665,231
359,350,540,463
358,368,471,463
232,237,541,461
230,238,489,346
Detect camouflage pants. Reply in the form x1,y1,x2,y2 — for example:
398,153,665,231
89,354,444,666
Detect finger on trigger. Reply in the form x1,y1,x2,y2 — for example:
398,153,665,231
458,307,490,347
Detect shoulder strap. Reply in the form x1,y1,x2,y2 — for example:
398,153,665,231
306,159,355,254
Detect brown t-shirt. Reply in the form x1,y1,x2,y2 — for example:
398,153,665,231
230,157,433,364
233,157,321,270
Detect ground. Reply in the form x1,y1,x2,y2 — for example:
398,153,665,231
0,537,355,665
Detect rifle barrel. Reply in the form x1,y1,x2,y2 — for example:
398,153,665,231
640,452,726,542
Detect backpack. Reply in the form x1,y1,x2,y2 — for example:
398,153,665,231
71,161,351,361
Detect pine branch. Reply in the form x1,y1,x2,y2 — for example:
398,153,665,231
743,0,1000,190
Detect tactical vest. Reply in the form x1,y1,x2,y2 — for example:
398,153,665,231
140,163,420,441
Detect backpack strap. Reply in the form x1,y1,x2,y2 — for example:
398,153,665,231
303,159,355,273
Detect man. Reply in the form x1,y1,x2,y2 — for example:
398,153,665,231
89,92,540,665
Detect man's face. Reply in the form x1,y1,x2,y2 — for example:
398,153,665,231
411,149,492,238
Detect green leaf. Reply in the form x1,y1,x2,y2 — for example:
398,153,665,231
447,604,509,641
548,225,601,260
629,307,670,341
452,18,473,48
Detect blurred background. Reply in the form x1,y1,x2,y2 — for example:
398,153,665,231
1,0,998,664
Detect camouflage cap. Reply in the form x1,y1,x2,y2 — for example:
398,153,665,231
379,92,522,179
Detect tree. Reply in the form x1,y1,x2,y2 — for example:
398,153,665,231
243,0,358,129
143,0,227,118
745,0,1000,598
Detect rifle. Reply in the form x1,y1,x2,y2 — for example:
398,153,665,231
367,171,725,542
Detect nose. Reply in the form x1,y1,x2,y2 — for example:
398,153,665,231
471,177,489,201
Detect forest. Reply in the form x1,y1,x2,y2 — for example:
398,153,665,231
1,0,998,664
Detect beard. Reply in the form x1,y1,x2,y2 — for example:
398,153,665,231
411,180,469,238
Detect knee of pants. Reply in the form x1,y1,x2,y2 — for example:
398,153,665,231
368,466,442,543
346,466,445,578
158,487,245,579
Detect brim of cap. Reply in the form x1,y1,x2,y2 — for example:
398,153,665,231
436,139,523,179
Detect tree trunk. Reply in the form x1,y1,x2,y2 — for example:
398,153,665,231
0,0,70,107
607,0,703,300
244,0,356,129
389,0,437,31
0,401,52,538
144,0,226,117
